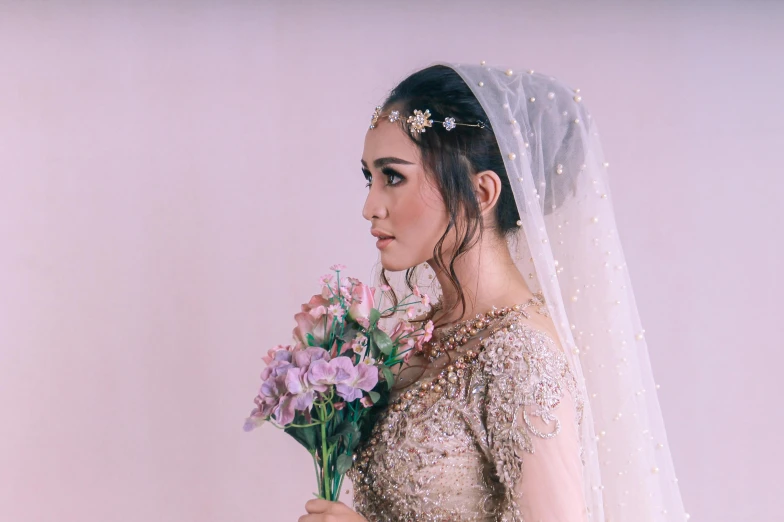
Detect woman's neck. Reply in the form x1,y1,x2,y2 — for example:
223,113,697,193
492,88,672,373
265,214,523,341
428,232,534,325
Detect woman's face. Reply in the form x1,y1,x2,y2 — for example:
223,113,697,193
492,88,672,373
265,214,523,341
361,120,451,271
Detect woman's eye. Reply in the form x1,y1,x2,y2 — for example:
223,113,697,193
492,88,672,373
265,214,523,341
384,170,404,186
363,169,404,188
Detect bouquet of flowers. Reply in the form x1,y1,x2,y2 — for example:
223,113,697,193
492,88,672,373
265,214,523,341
244,264,434,501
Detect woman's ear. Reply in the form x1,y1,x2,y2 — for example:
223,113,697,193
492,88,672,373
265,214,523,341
474,170,502,217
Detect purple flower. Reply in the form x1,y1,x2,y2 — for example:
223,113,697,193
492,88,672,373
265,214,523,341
251,345,341,428
307,358,337,385
243,408,266,432
330,357,359,383
284,366,320,411
307,356,378,402
257,373,297,425
307,356,354,387
272,395,297,426
293,347,330,368
335,361,379,402
260,350,293,381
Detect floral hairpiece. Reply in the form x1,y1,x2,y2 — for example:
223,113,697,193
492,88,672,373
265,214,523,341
369,106,486,135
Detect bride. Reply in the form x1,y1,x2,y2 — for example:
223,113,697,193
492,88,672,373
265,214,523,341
299,62,687,521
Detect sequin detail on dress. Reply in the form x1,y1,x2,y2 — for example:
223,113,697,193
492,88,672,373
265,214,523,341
348,311,585,521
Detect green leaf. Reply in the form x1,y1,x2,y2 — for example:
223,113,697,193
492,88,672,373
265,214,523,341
338,325,359,344
336,453,354,474
349,433,362,450
368,391,381,403
326,420,358,445
302,425,317,448
284,425,317,453
382,367,395,390
372,330,394,356
369,308,381,327
368,336,380,359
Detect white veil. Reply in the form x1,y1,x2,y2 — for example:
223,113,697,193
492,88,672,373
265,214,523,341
373,62,688,521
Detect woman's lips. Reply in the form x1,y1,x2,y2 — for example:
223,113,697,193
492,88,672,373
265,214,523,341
375,237,395,250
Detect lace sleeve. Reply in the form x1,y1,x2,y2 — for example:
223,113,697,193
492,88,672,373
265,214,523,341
479,321,588,522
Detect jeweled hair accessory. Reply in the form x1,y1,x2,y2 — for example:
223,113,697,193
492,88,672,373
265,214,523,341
369,106,486,135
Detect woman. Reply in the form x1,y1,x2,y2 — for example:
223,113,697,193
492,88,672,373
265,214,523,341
300,63,687,521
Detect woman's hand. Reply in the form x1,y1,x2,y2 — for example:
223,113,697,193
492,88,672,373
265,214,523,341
298,499,368,522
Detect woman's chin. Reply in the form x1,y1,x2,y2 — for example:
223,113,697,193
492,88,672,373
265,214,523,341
379,258,407,272
379,253,424,273
381,252,411,272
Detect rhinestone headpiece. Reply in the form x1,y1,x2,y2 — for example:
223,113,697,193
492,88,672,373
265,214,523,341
369,106,486,135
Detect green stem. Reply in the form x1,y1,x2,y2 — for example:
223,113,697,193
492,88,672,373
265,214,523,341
335,470,345,501
312,453,321,497
379,295,422,315
320,404,331,500
287,420,321,428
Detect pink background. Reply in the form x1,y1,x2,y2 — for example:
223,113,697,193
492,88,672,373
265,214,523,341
1,1,782,521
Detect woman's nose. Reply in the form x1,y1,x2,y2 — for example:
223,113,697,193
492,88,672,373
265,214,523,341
362,184,387,221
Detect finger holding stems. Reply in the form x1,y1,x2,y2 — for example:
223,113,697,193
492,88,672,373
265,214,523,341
299,499,368,522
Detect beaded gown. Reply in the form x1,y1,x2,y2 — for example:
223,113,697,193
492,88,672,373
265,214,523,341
348,296,588,521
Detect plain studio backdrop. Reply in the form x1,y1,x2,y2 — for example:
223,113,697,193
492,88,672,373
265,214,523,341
0,1,781,521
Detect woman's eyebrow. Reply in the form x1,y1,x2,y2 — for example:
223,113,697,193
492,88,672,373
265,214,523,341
361,157,415,169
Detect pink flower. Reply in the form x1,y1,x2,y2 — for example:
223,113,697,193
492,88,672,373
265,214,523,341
328,304,346,322
319,274,334,286
389,321,414,343
328,340,340,358
293,300,330,346
360,396,374,408
412,320,435,352
262,344,294,365
379,284,391,292
303,294,330,316
348,283,376,323
330,264,347,271
423,320,434,341
421,294,431,307
413,285,421,297
406,307,417,319
334,401,346,410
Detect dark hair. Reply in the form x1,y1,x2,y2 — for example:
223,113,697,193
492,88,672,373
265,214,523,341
378,65,521,324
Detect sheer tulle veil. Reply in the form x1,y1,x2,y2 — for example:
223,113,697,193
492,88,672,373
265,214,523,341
371,62,688,521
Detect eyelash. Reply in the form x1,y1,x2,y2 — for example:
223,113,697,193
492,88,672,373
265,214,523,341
364,169,405,188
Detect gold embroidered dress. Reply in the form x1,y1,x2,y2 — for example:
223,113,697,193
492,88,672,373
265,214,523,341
349,297,588,521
